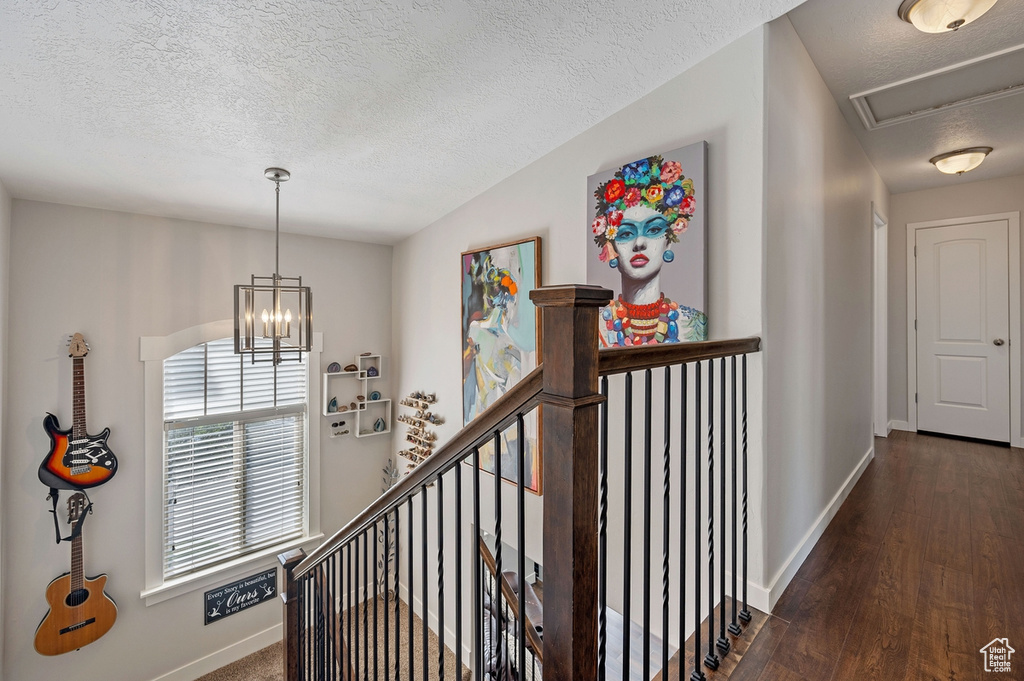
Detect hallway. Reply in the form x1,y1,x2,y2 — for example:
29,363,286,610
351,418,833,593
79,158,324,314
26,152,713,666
734,431,1024,680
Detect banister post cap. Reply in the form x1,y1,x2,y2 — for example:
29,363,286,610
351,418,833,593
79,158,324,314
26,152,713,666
530,284,613,307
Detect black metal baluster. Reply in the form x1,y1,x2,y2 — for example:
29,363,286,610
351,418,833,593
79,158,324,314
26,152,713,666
599,375,609,681
729,355,742,638
717,358,730,656
679,363,688,681
374,522,379,681
455,463,464,681
662,365,671,679
517,413,527,681
740,355,752,625
473,448,483,681
690,362,705,681
354,535,360,678
384,515,390,681
437,475,445,681
408,500,414,680
492,429,503,679
330,552,337,681
643,368,653,681
347,543,353,680
421,489,428,681
301,574,307,681
394,508,401,681
705,360,719,671
364,530,370,681
623,372,633,681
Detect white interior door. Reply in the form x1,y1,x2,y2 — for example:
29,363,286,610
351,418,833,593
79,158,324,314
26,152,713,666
916,221,1010,442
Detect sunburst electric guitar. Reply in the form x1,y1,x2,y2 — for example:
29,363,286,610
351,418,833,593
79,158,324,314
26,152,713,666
38,333,118,490
34,492,117,655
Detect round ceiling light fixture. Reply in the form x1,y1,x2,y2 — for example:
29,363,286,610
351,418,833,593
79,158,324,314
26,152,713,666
929,147,993,175
898,0,1000,32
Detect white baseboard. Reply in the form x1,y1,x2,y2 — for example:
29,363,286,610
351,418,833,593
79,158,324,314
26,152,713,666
150,624,281,681
762,445,875,611
889,420,911,432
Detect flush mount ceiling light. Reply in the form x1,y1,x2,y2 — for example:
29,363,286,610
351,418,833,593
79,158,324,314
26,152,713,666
898,0,1000,33
234,168,313,364
929,147,993,175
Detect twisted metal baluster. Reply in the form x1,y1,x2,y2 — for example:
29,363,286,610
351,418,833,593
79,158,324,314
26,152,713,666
717,357,730,656
599,376,609,681
662,365,672,679
729,355,742,637
740,355,752,624
437,475,445,681
704,360,719,671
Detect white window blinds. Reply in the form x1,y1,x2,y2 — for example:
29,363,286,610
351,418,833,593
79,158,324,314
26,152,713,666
162,338,307,579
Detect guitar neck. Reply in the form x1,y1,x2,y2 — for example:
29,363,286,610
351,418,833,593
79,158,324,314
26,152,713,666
72,357,86,440
71,533,84,593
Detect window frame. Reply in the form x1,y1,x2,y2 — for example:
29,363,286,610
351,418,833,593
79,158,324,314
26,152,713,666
140,320,322,606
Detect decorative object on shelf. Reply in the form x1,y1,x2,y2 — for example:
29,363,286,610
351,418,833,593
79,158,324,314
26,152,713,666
898,0,998,33
588,142,708,347
327,397,338,413
366,366,379,377
327,362,341,373
234,168,312,365
397,391,444,467
330,420,349,438
34,492,117,655
322,352,391,437
462,239,543,494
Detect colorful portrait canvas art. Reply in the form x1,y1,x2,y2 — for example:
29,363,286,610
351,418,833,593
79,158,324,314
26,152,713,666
587,142,708,347
462,237,542,494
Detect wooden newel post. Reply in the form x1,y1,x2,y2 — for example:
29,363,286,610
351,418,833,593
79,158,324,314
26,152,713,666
279,548,307,681
531,284,613,681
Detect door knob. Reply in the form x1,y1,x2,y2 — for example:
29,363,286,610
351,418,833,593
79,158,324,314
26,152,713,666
994,338,1006,346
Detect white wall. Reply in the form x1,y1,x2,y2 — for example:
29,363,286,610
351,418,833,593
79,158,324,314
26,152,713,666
2,200,392,681
0,177,12,678
391,26,769,646
762,16,890,604
888,173,1024,425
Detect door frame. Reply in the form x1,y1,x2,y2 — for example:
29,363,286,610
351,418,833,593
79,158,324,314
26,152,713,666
906,211,1022,446
873,204,889,437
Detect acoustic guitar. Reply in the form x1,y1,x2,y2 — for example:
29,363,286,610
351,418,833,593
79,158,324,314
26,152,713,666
34,492,117,655
38,333,118,490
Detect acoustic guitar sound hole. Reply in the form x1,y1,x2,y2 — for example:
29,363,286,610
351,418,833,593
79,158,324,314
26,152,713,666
65,589,90,607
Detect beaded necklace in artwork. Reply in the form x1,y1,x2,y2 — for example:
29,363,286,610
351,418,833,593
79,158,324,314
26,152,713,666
603,293,684,346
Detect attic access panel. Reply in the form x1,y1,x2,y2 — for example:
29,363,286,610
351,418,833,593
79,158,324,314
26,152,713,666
851,42,1024,130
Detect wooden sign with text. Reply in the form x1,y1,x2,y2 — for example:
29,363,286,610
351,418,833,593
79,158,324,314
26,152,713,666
204,568,277,625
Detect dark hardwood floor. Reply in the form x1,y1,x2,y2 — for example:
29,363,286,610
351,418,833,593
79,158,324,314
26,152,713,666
731,430,1024,681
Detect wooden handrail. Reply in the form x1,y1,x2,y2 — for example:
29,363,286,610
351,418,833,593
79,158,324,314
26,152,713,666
598,337,761,376
295,366,545,578
478,537,544,666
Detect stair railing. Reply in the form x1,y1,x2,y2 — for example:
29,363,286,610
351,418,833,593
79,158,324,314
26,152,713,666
279,284,762,681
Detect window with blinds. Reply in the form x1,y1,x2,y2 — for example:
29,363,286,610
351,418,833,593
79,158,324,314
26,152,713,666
162,338,307,580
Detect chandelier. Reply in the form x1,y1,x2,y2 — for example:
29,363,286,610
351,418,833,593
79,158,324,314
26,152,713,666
233,168,313,364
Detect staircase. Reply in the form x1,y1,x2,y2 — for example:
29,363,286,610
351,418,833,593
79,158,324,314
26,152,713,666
278,284,763,681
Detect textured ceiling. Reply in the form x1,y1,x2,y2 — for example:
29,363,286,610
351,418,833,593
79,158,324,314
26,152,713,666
788,0,1024,195
0,0,803,243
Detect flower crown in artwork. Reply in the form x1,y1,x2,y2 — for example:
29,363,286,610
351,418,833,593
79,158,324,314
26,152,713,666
591,155,696,261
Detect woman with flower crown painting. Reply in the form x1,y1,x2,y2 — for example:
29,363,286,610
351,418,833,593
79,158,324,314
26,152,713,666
592,154,707,347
